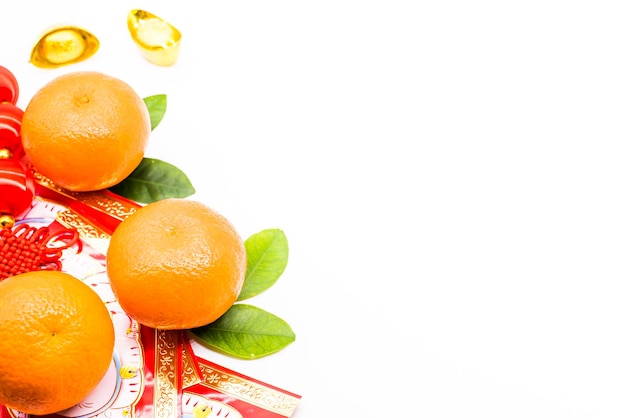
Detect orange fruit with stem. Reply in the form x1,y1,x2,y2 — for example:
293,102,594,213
0,270,115,415
106,198,247,330
20,71,150,191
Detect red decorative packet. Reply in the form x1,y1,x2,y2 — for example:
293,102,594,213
0,174,301,418
182,333,301,418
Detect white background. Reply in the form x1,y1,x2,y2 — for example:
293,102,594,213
2,1,626,417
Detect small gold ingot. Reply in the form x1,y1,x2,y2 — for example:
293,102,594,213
30,26,99,68
128,9,181,66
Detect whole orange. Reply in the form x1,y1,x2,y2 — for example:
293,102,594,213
0,270,115,415
106,198,247,330
20,71,151,191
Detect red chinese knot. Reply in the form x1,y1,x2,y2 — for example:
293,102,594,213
0,224,81,280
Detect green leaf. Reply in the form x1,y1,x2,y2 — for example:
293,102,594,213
238,229,289,301
109,157,195,203
191,304,296,359
143,94,167,131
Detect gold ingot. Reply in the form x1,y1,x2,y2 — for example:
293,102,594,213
127,9,181,66
30,26,99,68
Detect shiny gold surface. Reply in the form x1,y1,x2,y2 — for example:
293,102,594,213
30,26,99,68
0,148,12,159
0,215,15,229
128,9,181,66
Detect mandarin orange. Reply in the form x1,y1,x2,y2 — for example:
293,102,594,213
20,71,150,191
0,271,115,415
106,198,247,330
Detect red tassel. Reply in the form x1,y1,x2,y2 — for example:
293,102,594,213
0,223,82,280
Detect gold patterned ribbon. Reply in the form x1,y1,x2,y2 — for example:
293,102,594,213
153,329,181,418
193,358,301,417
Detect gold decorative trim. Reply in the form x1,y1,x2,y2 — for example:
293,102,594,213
154,329,179,418
33,169,138,221
71,191,138,221
181,341,202,389
56,209,109,240
197,362,299,417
